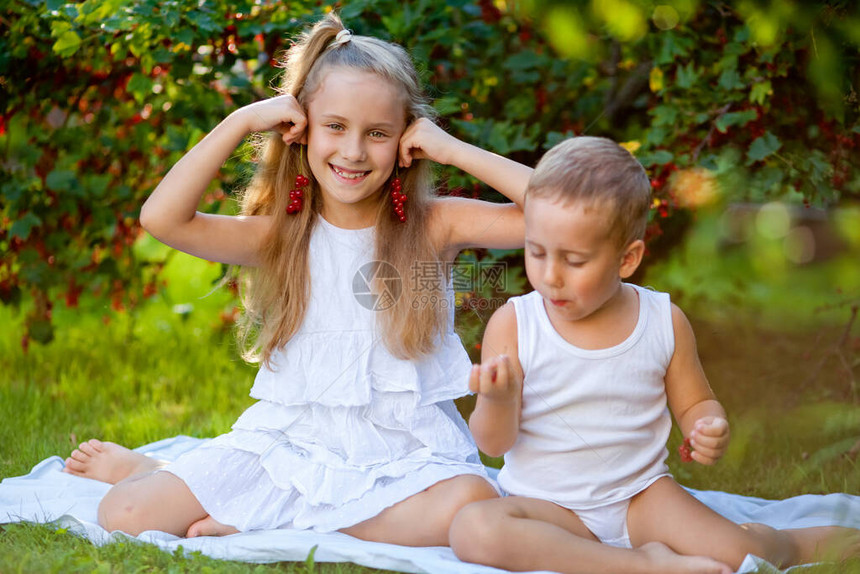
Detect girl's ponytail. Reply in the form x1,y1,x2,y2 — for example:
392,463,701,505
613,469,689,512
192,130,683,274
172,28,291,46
280,14,345,99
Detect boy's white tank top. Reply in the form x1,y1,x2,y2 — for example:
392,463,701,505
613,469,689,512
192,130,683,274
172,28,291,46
499,285,675,509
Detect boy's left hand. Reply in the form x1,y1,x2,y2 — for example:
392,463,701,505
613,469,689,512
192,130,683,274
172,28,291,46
689,416,730,465
398,118,462,168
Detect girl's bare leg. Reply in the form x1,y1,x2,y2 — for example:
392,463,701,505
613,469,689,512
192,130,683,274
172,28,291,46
186,515,240,537
97,470,212,537
65,438,236,537
63,439,166,484
449,495,732,574
340,474,498,546
627,476,841,570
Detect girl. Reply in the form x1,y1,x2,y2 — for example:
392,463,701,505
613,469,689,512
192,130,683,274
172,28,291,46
63,13,530,545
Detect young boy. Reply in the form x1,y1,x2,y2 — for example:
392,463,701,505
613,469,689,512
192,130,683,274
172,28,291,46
449,137,859,574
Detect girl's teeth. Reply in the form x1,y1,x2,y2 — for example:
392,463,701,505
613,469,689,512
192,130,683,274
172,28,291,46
333,167,366,179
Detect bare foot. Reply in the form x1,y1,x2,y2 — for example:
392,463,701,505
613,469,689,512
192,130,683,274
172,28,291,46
186,515,240,537
63,439,165,484
787,526,860,564
638,541,733,574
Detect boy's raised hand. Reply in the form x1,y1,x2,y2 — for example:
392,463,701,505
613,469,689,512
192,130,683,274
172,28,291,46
398,118,462,168
469,354,519,403
238,94,307,145
689,416,730,465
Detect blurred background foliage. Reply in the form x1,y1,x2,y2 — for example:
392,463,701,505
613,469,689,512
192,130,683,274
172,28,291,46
1,0,859,349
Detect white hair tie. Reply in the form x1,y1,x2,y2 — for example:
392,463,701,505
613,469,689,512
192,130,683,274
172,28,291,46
333,29,352,47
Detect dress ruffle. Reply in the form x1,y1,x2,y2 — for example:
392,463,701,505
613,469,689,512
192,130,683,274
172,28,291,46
166,398,488,532
250,331,473,408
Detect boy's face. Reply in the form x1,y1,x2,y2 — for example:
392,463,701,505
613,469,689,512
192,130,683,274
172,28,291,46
524,195,635,325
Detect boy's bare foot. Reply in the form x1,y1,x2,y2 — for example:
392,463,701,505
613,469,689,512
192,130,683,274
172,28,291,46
638,541,733,574
63,439,165,484
186,515,240,538
788,526,860,564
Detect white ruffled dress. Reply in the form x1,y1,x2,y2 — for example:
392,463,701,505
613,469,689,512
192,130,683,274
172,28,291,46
164,217,489,532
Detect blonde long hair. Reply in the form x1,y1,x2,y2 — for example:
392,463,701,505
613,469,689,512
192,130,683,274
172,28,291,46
237,13,447,366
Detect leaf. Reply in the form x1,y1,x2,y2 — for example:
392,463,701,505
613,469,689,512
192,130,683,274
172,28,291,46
619,140,641,154
127,73,154,103
717,67,744,91
638,149,674,166
433,96,461,116
305,544,318,572
10,212,42,240
50,20,72,36
714,110,757,133
503,50,544,72
487,248,522,258
175,28,194,48
651,105,677,127
186,11,218,33
46,169,77,192
675,62,698,90
52,30,82,57
543,131,576,149
749,80,772,105
746,131,781,164
83,174,112,198
29,319,55,345
656,31,692,65
486,122,539,155
649,66,664,92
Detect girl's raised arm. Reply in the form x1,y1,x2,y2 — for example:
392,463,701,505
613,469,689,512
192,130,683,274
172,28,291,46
399,119,531,254
140,95,307,266
399,118,532,207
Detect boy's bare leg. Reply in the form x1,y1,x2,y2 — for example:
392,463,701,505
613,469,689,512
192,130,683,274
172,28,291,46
785,525,860,563
63,439,166,484
340,474,498,546
628,476,799,570
450,495,732,574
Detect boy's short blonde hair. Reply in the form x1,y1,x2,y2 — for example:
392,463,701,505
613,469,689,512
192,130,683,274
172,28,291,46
526,137,652,248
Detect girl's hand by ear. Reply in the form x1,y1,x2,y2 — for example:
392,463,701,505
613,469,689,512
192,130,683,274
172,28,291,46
237,94,307,145
399,118,462,168
468,355,519,404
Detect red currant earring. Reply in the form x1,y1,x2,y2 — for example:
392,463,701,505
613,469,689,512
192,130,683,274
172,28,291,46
390,171,406,223
287,146,309,215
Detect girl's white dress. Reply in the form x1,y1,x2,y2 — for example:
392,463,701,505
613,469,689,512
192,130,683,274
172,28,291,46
164,217,489,532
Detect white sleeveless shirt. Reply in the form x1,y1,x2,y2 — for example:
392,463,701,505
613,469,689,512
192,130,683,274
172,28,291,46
498,285,675,509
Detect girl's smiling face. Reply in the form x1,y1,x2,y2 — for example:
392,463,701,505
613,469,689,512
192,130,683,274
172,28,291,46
305,67,407,227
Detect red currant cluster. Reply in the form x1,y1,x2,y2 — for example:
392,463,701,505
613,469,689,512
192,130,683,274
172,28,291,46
678,438,694,463
390,177,406,223
286,174,309,214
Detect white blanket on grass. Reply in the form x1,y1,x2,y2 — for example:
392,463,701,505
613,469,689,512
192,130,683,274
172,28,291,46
1,436,858,574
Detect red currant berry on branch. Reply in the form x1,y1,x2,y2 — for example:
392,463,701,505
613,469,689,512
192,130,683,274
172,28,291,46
678,438,693,463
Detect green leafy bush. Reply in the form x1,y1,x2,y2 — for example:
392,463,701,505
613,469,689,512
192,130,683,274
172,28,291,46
2,0,858,348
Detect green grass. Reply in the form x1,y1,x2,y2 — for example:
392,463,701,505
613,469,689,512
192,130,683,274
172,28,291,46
0,521,389,574
2,211,860,573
